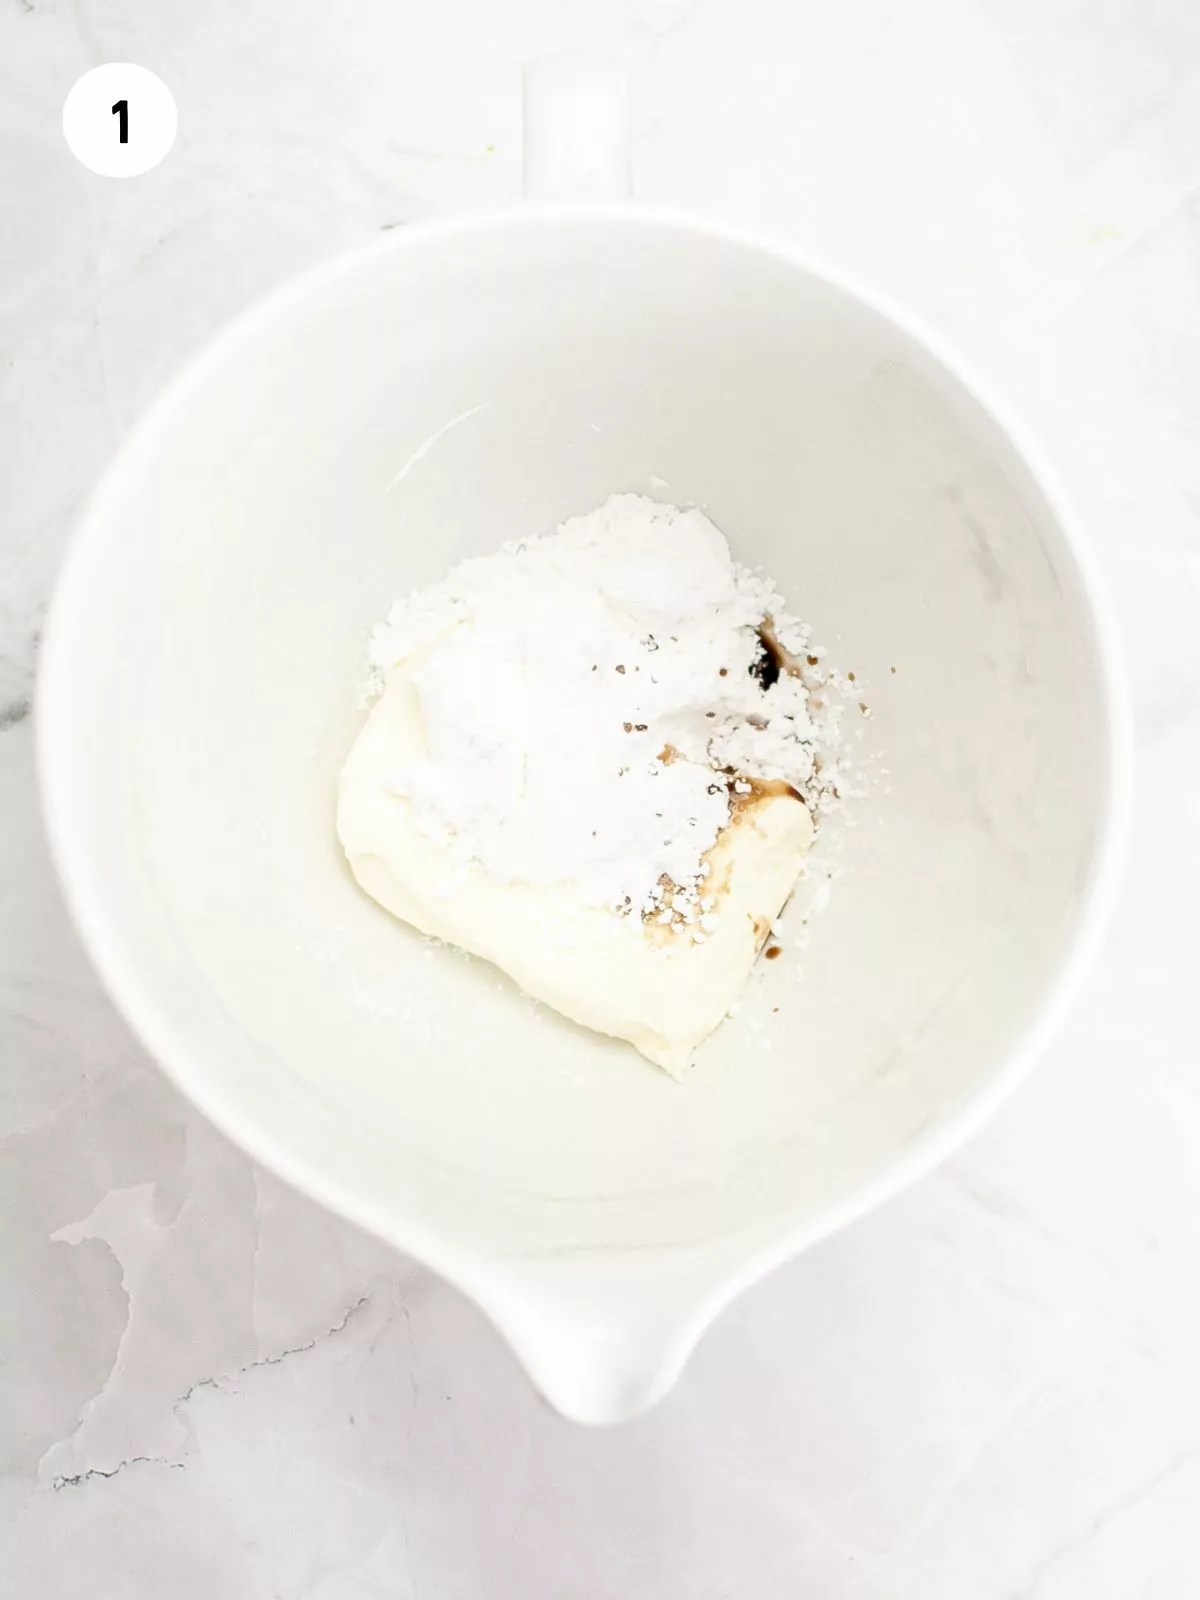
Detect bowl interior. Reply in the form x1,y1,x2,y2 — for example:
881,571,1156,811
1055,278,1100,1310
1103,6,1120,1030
44,212,1114,1269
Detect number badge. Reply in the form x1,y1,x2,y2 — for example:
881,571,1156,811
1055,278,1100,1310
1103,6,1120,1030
63,63,177,177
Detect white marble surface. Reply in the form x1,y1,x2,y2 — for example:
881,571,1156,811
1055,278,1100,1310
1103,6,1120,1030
2,0,1199,1593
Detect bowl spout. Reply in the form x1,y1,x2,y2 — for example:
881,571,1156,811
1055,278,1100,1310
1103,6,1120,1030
475,1253,727,1425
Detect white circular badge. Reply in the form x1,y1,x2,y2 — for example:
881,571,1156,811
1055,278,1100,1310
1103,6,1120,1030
63,63,178,178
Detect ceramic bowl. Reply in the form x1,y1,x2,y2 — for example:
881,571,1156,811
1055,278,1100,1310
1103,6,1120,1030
39,185,1127,1423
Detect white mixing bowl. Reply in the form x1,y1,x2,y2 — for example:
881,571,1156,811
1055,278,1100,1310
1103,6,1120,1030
38,202,1128,1423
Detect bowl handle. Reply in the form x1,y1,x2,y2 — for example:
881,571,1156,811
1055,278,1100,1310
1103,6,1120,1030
522,56,631,202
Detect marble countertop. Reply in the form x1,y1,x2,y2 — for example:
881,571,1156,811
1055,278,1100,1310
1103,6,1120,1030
3,1,1199,1594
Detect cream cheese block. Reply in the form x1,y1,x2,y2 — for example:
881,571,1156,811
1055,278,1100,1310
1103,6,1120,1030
338,657,814,1077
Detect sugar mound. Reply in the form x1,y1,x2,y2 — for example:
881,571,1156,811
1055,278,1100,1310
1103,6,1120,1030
367,494,850,917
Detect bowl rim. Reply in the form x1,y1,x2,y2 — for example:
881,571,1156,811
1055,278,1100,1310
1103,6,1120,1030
36,202,1132,1417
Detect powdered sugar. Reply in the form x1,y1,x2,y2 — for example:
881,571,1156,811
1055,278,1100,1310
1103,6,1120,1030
366,494,850,917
